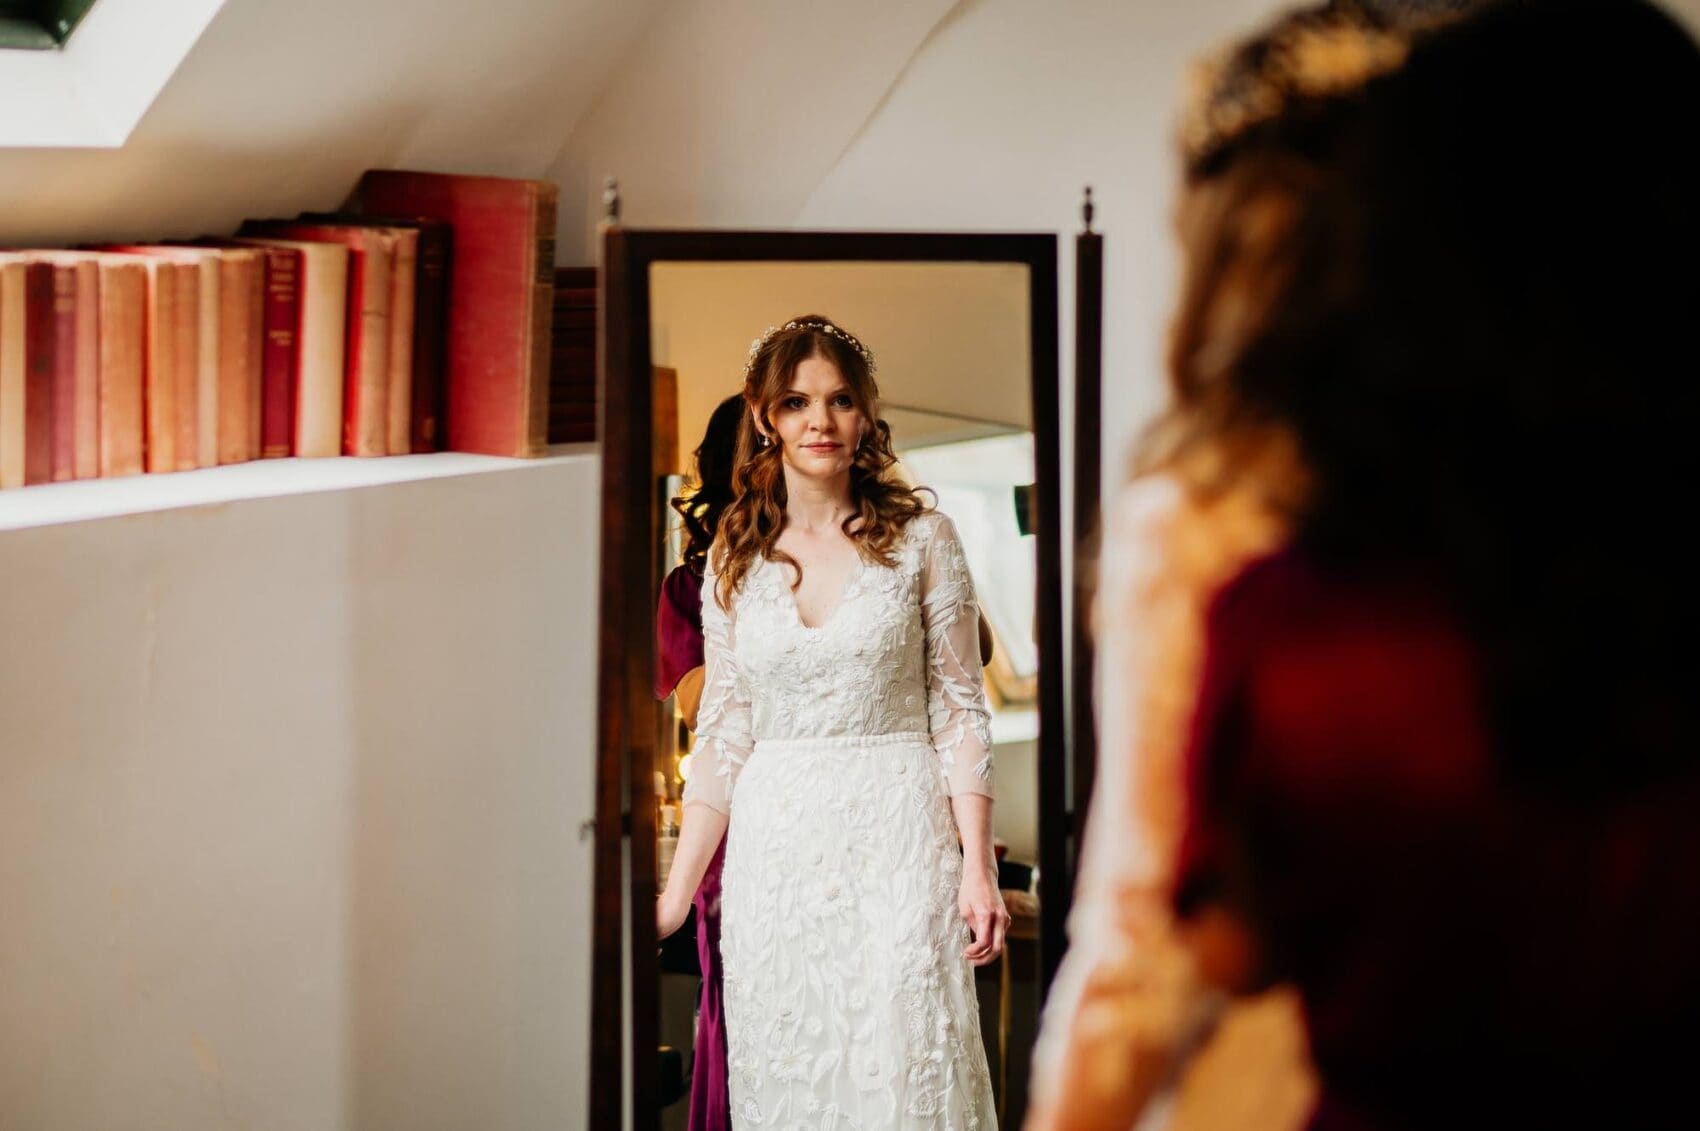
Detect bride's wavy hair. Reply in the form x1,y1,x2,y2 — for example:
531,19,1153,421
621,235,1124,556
714,314,930,609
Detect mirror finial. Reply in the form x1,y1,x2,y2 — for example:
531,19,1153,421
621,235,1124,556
603,177,622,225
1081,186,1095,233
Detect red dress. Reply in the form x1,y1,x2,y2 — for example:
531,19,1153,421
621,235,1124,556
1176,551,1700,1130
656,564,730,1131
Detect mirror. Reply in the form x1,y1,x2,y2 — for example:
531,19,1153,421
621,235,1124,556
594,231,1070,1131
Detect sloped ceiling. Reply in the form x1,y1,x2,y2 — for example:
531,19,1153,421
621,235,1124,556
545,0,964,263
0,0,664,246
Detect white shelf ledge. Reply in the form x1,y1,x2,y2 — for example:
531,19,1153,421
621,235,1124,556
0,445,596,532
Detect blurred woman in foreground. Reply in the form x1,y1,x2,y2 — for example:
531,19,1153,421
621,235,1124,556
1030,1,1700,1128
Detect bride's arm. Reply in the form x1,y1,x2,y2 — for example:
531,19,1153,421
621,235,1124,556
950,793,1005,966
660,803,728,939
921,515,1008,965
659,550,750,938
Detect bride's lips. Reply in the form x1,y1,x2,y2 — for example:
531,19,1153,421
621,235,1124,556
802,442,842,452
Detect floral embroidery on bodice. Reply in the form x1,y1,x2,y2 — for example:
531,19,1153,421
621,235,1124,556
684,511,995,813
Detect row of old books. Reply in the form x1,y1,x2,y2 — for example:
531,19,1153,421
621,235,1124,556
0,169,558,490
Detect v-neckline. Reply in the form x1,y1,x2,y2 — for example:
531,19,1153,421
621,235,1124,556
778,552,863,633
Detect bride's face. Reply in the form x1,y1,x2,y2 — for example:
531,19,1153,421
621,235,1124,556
766,354,867,483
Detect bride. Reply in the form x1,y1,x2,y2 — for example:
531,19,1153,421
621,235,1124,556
657,315,1006,1128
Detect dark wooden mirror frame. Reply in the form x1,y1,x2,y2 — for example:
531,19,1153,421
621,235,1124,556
591,229,1072,1130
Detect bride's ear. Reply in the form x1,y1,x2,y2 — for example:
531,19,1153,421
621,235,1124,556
749,408,773,448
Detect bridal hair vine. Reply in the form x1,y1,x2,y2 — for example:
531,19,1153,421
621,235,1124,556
745,320,877,377
1179,3,1409,170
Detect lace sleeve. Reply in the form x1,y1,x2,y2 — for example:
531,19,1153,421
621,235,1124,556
921,514,994,799
682,551,752,815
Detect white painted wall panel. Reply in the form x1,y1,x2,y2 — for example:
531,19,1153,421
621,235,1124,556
0,455,598,1130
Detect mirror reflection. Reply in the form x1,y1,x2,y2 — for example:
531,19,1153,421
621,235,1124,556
645,261,1041,1128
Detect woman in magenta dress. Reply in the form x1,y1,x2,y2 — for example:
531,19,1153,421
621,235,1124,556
1163,4,1700,1128
656,393,745,1131
1036,2,1700,1129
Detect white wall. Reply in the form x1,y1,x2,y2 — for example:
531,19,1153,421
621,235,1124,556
0,456,599,1130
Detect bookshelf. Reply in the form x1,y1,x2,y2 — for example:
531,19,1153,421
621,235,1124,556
0,447,593,533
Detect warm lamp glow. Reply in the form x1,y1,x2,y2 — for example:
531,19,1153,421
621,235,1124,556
677,753,694,783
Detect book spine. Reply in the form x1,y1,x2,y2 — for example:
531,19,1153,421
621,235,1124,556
245,257,264,460
343,237,391,457
524,185,558,458
50,265,77,482
72,263,99,479
143,263,177,474
410,226,449,452
173,263,200,472
0,265,24,489
97,265,147,478
23,264,55,486
216,257,251,465
261,249,300,458
385,231,417,455
293,246,347,459
195,261,219,468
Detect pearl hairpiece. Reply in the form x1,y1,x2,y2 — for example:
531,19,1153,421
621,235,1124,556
745,320,877,378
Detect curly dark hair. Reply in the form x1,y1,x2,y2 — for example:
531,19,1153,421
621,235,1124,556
670,394,745,577
1149,0,1700,795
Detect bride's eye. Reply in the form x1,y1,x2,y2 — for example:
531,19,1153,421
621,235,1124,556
782,396,807,411
831,395,855,409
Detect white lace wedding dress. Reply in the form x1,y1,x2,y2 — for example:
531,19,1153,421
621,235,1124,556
683,511,999,1130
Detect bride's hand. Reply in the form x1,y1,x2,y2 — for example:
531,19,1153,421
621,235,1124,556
958,865,1009,967
656,890,690,941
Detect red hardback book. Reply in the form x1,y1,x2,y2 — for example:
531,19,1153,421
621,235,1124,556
301,213,451,452
408,222,450,452
197,238,306,457
37,252,151,480
208,247,264,464
22,263,55,485
256,246,302,457
350,170,557,457
239,221,395,457
92,247,206,471
38,256,102,480
95,259,147,478
168,263,201,471
46,262,80,481
139,260,182,474
281,217,419,453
